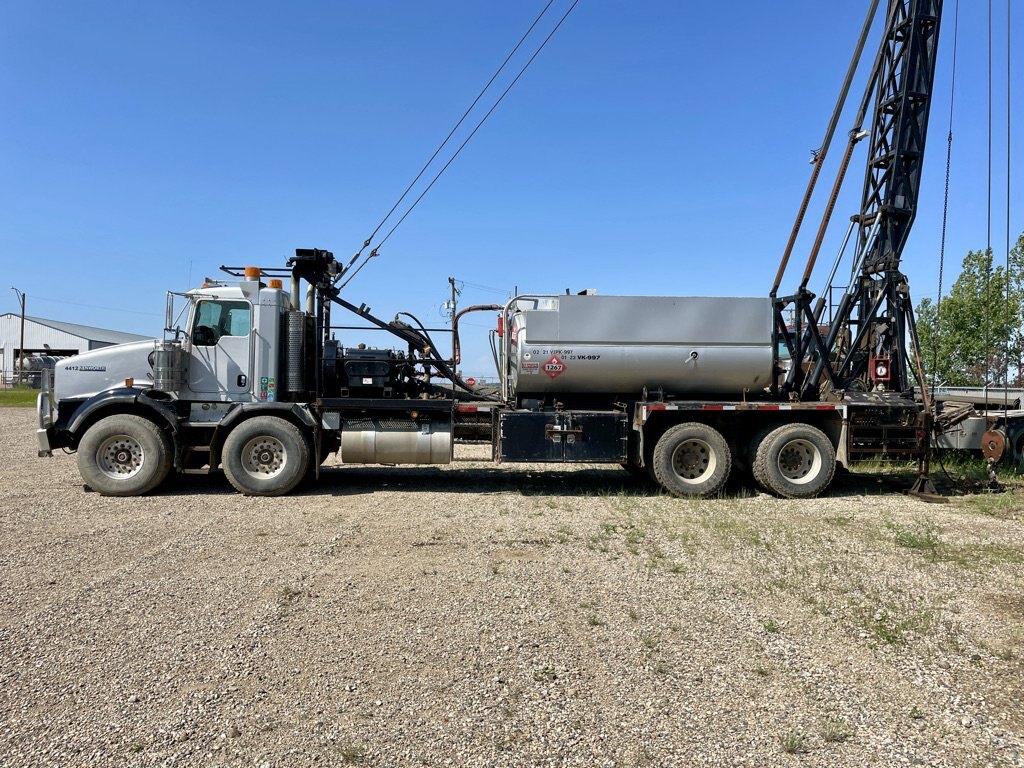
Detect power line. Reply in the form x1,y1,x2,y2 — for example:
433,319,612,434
374,0,580,252
15,295,162,318
342,0,581,289
344,0,557,277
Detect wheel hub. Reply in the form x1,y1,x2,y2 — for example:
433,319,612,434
97,435,145,479
241,436,287,478
672,439,715,482
777,439,819,482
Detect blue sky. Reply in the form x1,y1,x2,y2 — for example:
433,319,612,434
1,1,1019,376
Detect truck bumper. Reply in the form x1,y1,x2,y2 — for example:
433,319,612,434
36,390,53,457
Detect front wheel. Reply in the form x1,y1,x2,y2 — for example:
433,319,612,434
752,423,835,499
77,414,172,496
651,423,731,498
222,416,310,496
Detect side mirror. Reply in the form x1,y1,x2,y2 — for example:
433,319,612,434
165,293,175,333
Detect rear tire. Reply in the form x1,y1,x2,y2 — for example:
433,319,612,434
651,423,731,498
77,414,172,496
222,417,310,496
752,423,835,499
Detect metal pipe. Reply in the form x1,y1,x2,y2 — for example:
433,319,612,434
770,0,881,297
11,288,26,386
306,285,315,315
798,135,862,291
821,220,857,302
290,275,300,311
452,304,502,364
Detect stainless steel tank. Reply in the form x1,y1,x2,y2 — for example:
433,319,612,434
151,340,185,392
506,295,773,397
340,416,452,464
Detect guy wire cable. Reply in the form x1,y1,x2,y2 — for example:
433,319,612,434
341,0,581,290
984,0,993,392
1003,0,1012,414
933,0,960,393
342,0,558,281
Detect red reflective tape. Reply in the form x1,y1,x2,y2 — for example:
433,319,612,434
456,405,479,413
760,405,780,410
815,405,838,410
704,404,725,410
646,405,667,411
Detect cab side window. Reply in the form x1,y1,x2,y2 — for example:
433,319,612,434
191,300,251,346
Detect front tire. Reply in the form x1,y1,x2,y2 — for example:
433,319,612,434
652,423,731,498
752,423,835,499
77,414,172,496
222,416,310,496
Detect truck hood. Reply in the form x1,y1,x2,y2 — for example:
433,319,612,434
55,339,160,401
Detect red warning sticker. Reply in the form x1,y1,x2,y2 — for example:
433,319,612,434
543,355,567,379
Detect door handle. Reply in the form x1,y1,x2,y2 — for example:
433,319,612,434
237,374,247,388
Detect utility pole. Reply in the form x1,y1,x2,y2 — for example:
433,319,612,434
10,287,25,386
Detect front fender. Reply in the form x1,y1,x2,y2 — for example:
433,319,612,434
63,388,180,443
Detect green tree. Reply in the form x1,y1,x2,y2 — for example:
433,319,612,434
916,234,1024,388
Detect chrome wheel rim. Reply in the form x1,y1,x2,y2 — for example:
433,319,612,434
671,439,717,484
240,435,287,479
97,434,145,480
776,438,821,485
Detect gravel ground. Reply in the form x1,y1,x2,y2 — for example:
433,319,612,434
1,407,1022,767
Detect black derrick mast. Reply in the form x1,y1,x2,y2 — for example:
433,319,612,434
773,0,942,402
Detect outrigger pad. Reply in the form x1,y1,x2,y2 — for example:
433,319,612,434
906,473,948,504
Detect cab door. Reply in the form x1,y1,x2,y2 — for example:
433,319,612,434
188,299,253,399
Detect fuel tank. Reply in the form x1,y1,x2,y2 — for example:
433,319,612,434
507,295,773,398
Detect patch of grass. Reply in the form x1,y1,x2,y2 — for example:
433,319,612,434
640,633,660,651
626,607,640,621
885,519,1023,568
887,518,942,556
762,619,780,634
943,542,1024,569
820,718,852,743
824,514,855,526
337,743,366,764
586,614,605,627
0,387,37,407
623,523,646,547
532,666,556,683
279,585,302,602
859,605,935,646
702,515,766,548
909,706,925,720
779,731,808,754
959,491,1023,520
129,742,145,754
554,525,573,544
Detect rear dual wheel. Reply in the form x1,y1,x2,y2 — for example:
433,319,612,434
652,423,731,498
752,423,835,499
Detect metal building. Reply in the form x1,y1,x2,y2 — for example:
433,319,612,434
0,314,150,384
